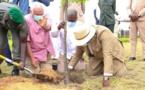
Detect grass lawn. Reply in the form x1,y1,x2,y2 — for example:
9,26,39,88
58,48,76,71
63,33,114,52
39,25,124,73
0,38,145,90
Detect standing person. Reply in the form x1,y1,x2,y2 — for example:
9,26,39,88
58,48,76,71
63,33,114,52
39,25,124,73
0,2,28,75
58,0,86,73
98,0,116,33
33,0,50,6
24,2,55,77
51,9,86,73
12,0,29,15
67,23,127,87
60,0,85,22
94,9,99,25
47,0,61,59
127,0,145,61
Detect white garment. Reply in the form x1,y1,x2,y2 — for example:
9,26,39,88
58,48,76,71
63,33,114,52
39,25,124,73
51,21,82,59
84,0,100,25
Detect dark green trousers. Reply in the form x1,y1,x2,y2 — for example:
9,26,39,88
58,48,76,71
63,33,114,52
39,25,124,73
104,24,115,33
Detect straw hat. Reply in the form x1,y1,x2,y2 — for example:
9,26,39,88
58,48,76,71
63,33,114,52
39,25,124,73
73,23,96,46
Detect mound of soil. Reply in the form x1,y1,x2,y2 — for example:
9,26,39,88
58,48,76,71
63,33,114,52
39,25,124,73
34,68,61,83
70,74,85,84
63,74,85,84
0,76,53,90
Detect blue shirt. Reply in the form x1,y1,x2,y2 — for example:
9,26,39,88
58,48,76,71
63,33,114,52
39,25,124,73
12,0,29,15
33,0,50,6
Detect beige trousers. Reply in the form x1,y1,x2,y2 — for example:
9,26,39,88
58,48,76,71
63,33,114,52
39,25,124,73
25,53,52,77
57,54,86,73
87,58,127,77
130,21,145,58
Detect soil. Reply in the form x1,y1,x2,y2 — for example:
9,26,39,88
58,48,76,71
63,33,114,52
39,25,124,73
0,76,53,90
33,68,61,83
0,69,85,90
63,74,85,84
70,74,85,84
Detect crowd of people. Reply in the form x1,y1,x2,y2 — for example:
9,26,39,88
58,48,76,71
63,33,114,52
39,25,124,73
0,0,145,87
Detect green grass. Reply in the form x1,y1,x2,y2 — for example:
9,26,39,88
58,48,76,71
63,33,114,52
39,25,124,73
120,37,129,43
0,38,145,90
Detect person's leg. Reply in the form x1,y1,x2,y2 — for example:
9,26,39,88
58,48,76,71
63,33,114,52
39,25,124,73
87,57,103,76
130,22,138,58
24,57,40,77
113,59,127,76
0,27,8,74
137,21,145,60
4,37,12,66
40,53,52,69
57,53,65,73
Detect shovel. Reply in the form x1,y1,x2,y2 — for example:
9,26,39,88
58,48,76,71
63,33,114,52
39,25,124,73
0,55,49,80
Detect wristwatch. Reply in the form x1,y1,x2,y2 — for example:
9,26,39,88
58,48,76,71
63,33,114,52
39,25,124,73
138,13,141,18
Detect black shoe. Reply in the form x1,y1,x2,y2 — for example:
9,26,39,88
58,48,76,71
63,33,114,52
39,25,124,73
12,67,19,76
143,58,145,61
0,69,2,74
127,57,136,61
52,62,58,70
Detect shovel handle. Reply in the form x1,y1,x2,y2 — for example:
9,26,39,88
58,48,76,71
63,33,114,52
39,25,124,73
0,55,6,60
0,55,20,67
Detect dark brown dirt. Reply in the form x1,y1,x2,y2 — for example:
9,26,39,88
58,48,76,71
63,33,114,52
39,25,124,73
63,74,85,84
33,68,61,83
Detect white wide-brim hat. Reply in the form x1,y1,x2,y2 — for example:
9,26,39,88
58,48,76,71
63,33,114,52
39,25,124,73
73,23,96,46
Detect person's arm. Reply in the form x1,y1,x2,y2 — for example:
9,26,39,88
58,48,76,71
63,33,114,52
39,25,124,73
127,0,132,17
68,46,84,71
19,21,28,67
38,14,52,30
99,30,114,87
138,2,145,17
51,21,65,38
26,42,38,68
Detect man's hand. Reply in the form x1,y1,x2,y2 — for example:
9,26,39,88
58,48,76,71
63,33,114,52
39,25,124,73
38,16,48,29
103,77,110,87
19,61,25,70
129,14,139,22
57,21,65,30
30,58,38,68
